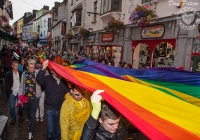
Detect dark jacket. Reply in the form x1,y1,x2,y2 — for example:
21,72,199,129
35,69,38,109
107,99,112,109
80,115,127,140
36,70,69,110
5,70,23,95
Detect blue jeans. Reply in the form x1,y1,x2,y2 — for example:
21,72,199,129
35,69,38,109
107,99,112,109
46,110,61,140
9,93,23,120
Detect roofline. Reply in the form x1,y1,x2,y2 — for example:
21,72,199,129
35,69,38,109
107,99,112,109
51,19,66,29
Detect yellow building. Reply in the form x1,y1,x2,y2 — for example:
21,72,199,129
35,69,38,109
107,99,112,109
17,17,24,39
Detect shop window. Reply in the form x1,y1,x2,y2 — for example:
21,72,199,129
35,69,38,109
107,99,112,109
133,43,150,69
101,0,122,14
152,42,175,67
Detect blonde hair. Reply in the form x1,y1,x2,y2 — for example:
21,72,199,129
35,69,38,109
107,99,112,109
27,59,36,66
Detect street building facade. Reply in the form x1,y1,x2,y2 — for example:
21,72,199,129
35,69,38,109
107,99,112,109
39,11,50,46
52,2,67,51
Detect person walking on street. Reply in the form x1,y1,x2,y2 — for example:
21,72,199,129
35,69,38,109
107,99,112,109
36,60,70,140
60,85,92,140
5,60,24,125
81,90,127,140
18,59,42,140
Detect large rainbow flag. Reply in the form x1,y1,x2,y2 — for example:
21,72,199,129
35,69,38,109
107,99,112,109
49,59,200,140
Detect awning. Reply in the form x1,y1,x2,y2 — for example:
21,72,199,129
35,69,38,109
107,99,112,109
0,30,19,43
71,3,82,13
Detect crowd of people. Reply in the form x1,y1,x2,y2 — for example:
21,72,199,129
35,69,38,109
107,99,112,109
0,43,140,140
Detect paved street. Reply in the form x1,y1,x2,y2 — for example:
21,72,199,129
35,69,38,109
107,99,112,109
0,82,46,140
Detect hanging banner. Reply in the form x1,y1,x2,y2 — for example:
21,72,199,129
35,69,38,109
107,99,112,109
61,21,66,35
48,18,51,32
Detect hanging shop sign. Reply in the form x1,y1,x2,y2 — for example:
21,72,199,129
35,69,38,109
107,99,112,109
61,21,66,35
101,33,114,42
87,34,95,43
141,24,165,39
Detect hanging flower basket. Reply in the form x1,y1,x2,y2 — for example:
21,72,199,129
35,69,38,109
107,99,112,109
129,5,158,27
66,32,73,40
0,15,8,22
79,27,90,40
3,23,12,32
106,17,124,34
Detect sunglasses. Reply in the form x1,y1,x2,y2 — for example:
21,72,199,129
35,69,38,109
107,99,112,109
74,93,84,97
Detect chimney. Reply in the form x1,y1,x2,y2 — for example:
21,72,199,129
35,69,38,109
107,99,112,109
26,12,32,17
24,12,27,18
43,5,49,10
55,2,60,7
32,10,38,15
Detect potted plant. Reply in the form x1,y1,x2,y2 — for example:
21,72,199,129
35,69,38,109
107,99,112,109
0,15,8,22
79,27,90,40
106,17,124,34
129,5,158,27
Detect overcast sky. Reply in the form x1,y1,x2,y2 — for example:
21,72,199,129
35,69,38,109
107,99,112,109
10,0,63,25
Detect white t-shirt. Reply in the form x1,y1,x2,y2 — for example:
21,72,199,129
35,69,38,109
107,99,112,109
11,72,20,96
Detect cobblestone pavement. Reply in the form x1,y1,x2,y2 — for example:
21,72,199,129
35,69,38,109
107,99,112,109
0,83,46,140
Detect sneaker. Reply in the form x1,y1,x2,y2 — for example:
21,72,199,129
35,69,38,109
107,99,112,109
40,117,44,122
36,118,39,121
10,120,16,125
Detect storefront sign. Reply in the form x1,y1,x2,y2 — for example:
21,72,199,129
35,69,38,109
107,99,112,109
61,21,66,35
87,35,95,43
141,24,165,39
101,33,114,42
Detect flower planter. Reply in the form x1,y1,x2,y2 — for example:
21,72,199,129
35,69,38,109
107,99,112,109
79,27,90,40
106,17,124,34
129,5,158,27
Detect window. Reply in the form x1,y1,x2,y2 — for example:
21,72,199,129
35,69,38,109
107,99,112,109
44,20,46,27
142,0,154,4
71,0,73,5
93,1,97,22
41,20,43,28
44,31,45,38
101,0,122,14
75,10,82,26
111,0,122,11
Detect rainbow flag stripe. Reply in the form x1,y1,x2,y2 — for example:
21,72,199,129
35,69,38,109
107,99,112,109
49,60,200,140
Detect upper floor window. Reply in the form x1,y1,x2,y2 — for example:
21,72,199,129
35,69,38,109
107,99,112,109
142,0,154,4
44,20,46,27
41,21,43,28
101,0,122,14
71,0,73,5
93,1,97,22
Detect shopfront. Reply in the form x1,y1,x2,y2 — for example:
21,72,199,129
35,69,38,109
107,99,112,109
85,33,123,66
68,37,80,53
132,24,176,69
